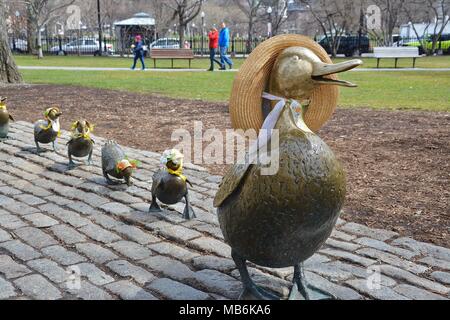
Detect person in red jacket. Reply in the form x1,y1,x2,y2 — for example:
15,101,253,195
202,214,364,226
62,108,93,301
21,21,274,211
207,27,223,71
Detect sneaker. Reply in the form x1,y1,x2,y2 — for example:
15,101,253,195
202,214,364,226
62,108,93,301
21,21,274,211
207,68,213,72
228,64,233,70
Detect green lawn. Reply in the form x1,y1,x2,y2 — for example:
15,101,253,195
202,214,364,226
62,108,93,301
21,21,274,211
20,69,450,111
14,54,450,69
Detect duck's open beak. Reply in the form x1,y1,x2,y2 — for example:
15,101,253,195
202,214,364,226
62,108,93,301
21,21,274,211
311,59,362,87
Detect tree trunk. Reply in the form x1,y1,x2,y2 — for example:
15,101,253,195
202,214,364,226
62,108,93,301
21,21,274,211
247,17,253,54
26,5,36,54
37,29,44,59
179,24,186,49
0,0,23,83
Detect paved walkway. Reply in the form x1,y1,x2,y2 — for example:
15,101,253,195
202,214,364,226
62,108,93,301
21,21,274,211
0,121,449,300
18,66,450,73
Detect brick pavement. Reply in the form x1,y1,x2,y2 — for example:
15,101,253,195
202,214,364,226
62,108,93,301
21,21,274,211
0,121,448,300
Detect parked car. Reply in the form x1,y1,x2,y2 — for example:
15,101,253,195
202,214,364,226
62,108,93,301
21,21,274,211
404,34,450,54
50,39,114,56
150,38,180,49
9,39,28,53
318,35,370,57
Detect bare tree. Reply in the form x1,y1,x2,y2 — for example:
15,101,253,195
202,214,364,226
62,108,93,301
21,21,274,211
369,0,406,46
265,0,289,35
150,0,172,37
404,0,450,55
164,0,204,48
0,0,22,83
234,0,263,52
302,0,358,57
25,0,75,58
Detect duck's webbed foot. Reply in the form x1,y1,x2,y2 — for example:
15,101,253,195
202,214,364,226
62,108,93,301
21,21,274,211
68,153,77,169
149,194,162,213
35,141,44,154
103,171,120,185
86,151,93,166
289,263,336,300
182,193,196,220
232,250,280,301
68,161,76,169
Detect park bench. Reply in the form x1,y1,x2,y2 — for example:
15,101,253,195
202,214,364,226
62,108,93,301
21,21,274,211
373,47,421,68
150,48,194,69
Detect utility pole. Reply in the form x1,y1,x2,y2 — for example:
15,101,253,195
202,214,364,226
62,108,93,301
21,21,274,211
97,0,103,56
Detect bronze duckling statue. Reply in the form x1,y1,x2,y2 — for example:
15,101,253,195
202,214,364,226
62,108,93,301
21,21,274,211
34,107,62,153
214,47,362,300
149,149,196,220
101,140,138,186
0,97,14,141
67,120,95,168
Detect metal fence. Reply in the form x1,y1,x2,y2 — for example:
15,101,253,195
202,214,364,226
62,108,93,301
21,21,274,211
8,35,450,57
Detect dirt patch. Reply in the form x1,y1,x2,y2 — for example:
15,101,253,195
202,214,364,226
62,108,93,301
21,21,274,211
2,84,449,247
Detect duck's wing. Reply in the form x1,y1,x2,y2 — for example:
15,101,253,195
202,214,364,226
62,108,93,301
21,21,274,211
66,138,74,146
151,170,164,194
213,163,253,208
101,145,117,172
33,120,46,136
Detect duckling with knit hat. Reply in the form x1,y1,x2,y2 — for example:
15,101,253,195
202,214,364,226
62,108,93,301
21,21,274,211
0,97,14,141
67,120,95,168
149,149,196,220
101,140,138,187
33,107,62,153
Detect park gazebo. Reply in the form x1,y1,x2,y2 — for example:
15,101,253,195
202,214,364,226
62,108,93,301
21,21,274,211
114,12,156,56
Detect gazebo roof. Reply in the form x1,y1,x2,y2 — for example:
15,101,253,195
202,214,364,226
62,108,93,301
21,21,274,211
114,12,155,27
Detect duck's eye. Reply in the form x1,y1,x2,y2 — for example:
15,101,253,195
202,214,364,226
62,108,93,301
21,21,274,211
292,56,300,61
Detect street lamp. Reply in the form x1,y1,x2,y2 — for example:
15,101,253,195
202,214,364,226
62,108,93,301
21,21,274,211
201,11,205,56
191,23,196,50
267,6,273,38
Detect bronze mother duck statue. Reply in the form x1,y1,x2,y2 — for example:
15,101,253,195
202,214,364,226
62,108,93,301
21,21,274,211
214,35,362,300
0,97,14,141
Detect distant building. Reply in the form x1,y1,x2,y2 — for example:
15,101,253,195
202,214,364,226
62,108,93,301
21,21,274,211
400,21,450,39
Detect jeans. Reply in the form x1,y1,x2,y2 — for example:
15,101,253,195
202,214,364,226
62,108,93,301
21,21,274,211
132,52,145,70
209,48,222,70
219,46,233,68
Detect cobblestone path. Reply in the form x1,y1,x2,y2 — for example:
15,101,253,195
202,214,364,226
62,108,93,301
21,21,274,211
0,122,449,300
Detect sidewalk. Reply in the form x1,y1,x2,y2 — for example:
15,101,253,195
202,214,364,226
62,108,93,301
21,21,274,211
18,66,450,73
0,121,449,300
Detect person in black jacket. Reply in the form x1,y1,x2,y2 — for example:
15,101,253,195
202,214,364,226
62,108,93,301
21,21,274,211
131,35,146,71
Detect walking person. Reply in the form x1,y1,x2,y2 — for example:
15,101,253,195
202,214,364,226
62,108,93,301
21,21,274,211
207,27,222,71
131,35,145,71
219,22,233,70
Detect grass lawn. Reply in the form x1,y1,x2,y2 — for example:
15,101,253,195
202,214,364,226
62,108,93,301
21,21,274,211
20,69,450,111
14,54,450,70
